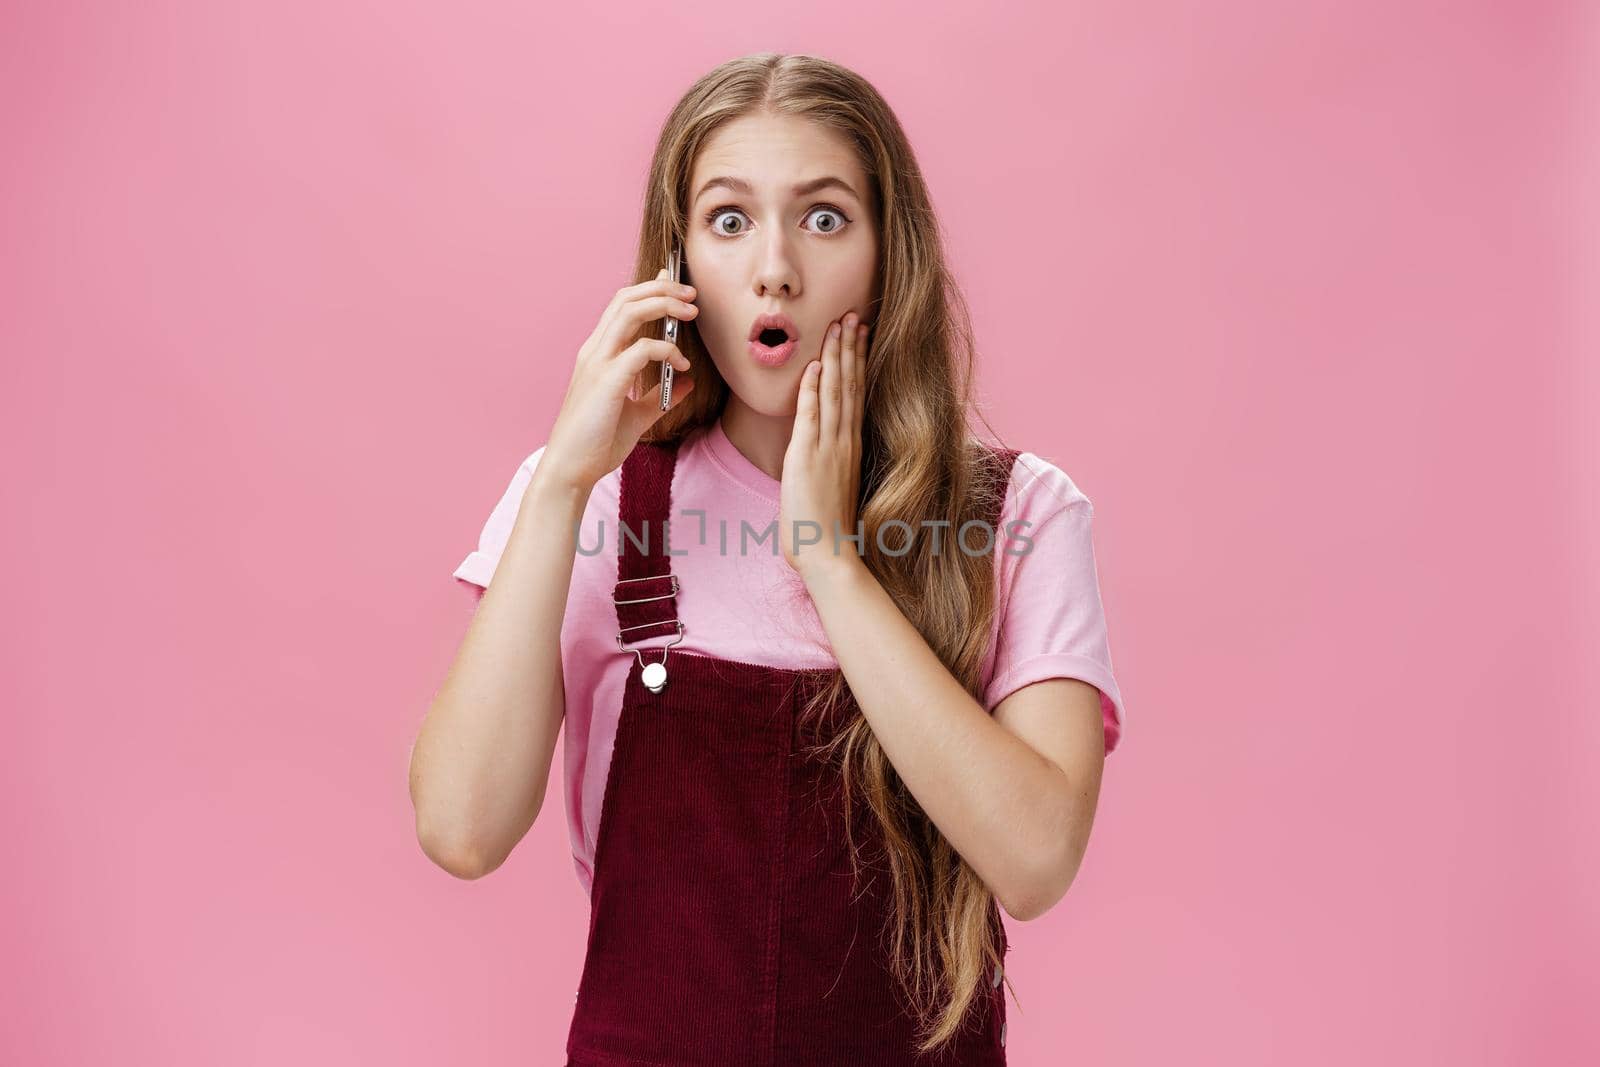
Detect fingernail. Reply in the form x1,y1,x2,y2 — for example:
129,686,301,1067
830,323,841,338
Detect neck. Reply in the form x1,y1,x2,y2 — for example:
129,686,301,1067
718,398,793,483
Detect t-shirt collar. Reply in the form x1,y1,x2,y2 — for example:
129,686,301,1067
703,415,781,504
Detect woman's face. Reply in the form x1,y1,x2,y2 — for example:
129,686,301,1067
684,113,880,418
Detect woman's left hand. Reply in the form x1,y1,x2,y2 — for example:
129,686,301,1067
780,311,870,584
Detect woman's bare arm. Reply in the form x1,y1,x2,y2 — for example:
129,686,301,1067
409,469,590,879
410,269,699,879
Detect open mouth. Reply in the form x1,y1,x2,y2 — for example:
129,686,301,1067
749,312,800,348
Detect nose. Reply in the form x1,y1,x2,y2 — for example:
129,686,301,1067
752,227,800,298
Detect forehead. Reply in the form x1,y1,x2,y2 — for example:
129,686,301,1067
690,113,866,196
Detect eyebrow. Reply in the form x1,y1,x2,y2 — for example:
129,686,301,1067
693,174,863,205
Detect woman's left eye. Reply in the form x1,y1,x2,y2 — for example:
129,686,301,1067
703,204,852,237
805,205,850,234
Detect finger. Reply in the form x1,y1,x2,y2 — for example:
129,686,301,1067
591,269,697,349
622,370,695,438
614,268,691,304
600,294,698,358
611,342,688,409
620,269,695,305
602,293,699,357
819,320,841,444
851,322,868,440
793,358,822,451
593,268,665,348
839,316,863,446
836,319,857,441
614,337,691,385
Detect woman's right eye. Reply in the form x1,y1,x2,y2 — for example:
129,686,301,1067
705,206,747,236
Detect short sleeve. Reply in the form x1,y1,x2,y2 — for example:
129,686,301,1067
453,446,546,592
984,455,1127,755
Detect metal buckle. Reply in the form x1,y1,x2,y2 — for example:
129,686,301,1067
615,618,685,652
612,573,684,652
612,572,679,606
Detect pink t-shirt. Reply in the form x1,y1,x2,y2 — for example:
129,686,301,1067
454,417,1126,895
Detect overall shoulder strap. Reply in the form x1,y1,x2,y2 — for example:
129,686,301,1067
612,438,685,646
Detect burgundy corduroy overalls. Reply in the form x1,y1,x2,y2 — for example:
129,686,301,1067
565,433,1021,1067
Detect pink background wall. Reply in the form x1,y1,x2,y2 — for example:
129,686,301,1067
4,2,1594,1063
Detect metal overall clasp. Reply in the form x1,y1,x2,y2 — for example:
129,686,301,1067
613,573,684,694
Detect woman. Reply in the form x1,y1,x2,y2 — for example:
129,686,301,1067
412,52,1127,1065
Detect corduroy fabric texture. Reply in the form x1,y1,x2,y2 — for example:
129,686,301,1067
567,435,1018,1066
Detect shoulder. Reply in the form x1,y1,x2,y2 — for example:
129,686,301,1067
992,446,1094,530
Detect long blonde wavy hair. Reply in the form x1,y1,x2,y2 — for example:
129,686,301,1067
626,53,1017,1054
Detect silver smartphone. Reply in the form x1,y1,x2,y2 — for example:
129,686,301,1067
660,243,685,410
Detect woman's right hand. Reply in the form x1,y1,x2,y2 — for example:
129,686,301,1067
540,268,700,493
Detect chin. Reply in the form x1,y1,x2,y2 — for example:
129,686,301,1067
731,379,804,418
707,353,806,417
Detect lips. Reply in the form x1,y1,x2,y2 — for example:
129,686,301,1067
748,340,796,368
748,312,800,346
